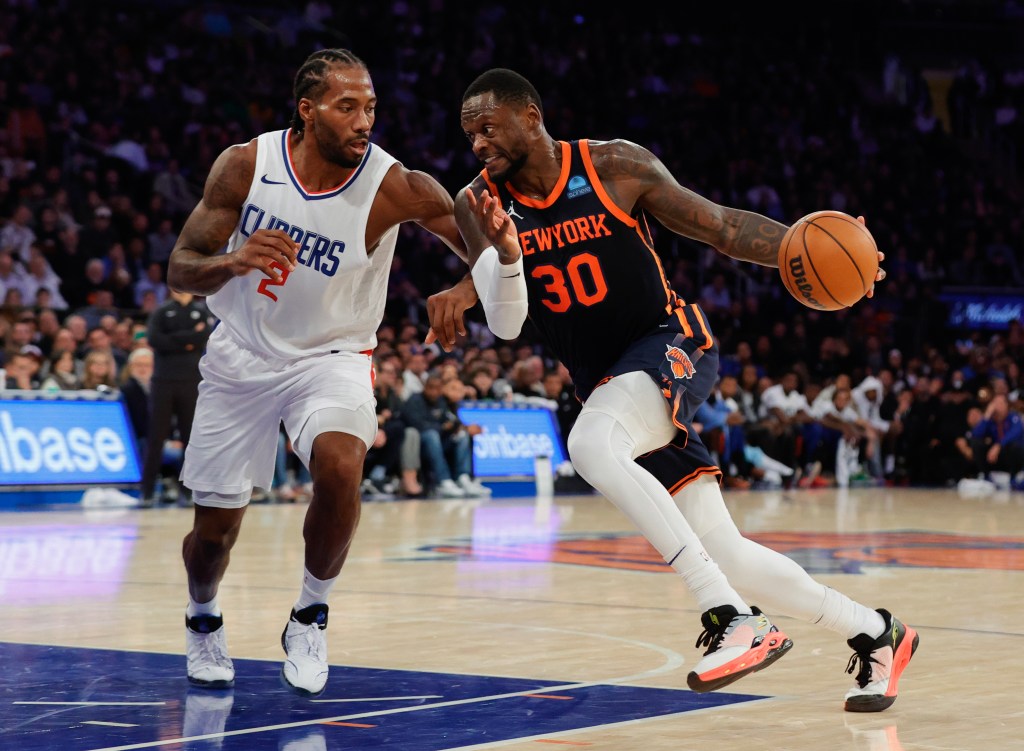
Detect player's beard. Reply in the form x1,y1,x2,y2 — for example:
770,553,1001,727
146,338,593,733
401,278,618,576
487,151,528,182
312,115,366,168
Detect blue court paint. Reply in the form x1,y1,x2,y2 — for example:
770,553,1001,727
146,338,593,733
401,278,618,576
0,642,764,750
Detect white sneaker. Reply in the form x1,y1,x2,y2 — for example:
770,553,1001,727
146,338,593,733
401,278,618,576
687,605,792,692
281,604,329,696
437,478,466,498
457,473,492,497
186,614,235,689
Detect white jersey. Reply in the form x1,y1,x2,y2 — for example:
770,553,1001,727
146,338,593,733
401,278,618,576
207,129,400,359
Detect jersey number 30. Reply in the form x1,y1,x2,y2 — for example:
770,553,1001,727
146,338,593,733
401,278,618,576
531,252,608,313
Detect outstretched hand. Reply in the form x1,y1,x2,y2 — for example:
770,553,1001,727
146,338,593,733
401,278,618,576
465,187,520,260
858,215,886,299
424,275,479,352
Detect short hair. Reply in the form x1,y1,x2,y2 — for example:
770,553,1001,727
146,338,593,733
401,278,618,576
462,68,543,116
291,48,367,133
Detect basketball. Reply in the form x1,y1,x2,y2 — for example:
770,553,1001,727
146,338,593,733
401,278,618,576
778,210,880,311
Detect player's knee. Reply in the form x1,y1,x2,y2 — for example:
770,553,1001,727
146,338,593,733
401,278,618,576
188,510,244,554
567,412,618,480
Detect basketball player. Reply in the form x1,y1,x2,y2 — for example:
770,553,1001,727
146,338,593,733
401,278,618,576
455,68,916,710
167,49,468,696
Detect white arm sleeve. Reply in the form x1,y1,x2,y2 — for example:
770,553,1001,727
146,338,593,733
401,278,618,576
471,246,529,340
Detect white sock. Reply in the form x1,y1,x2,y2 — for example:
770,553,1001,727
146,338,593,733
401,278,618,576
294,567,337,611
816,588,886,640
187,594,220,618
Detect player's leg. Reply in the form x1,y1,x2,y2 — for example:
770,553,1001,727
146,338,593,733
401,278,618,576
567,370,792,692
179,332,283,689
279,352,377,696
675,474,919,711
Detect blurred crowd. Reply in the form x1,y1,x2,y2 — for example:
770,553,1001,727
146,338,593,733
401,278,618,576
0,0,1022,498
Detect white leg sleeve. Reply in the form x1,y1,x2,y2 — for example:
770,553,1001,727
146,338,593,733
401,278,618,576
674,475,885,639
568,372,746,612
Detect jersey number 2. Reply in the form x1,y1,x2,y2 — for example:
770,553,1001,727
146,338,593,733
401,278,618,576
531,253,608,313
257,262,291,302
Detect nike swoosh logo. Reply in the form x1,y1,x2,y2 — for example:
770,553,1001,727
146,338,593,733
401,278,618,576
261,175,286,185
502,272,522,278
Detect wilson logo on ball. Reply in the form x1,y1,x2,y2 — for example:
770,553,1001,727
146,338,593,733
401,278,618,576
787,255,825,309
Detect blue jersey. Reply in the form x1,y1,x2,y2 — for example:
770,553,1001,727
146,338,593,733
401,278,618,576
481,139,710,400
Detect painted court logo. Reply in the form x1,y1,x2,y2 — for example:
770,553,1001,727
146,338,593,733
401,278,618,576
567,175,593,199
411,531,1024,574
664,345,696,379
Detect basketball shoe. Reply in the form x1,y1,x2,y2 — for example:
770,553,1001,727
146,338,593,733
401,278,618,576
687,605,793,692
186,613,235,689
281,603,329,696
844,609,919,712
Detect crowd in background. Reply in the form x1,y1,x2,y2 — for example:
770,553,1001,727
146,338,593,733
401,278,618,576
0,0,1022,499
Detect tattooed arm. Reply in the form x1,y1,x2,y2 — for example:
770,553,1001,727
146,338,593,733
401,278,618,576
167,140,298,295
590,140,786,268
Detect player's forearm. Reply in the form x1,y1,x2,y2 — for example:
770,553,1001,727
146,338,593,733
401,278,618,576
167,248,237,296
717,208,788,268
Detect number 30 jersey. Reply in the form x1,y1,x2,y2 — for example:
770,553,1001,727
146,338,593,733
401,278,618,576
208,129,399,359
480,139,699,400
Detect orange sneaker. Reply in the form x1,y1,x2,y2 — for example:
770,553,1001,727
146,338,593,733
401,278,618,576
687,606,793,692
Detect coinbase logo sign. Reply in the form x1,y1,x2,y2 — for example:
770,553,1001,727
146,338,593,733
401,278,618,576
457,404,567,478
0,400,141,485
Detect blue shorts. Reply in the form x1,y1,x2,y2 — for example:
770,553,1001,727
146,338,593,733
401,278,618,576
601,304,723,493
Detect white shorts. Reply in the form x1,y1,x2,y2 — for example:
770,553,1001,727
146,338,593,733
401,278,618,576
181,328,377,499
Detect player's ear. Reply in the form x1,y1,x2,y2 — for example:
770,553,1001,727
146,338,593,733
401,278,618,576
298,98,315,128
524,102,543,130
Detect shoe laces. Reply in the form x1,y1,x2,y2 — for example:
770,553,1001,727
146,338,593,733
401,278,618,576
193,630,230,668
287,621,326,662
846,648,881,688
694,618,730,654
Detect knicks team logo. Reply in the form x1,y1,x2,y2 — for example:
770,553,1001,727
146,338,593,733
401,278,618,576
664,345,696,379
408,531,1024,574
566,175,593,199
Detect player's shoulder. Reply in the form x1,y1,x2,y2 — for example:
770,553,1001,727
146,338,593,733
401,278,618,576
204,138,259,203
584,138,659,176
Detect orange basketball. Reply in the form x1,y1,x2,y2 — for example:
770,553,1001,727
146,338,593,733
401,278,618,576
778,210,879,311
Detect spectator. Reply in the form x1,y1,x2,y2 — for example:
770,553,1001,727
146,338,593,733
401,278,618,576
0,204,35,264
404,374,486,498
147,218,178,266
968,394,1024,480
3,348,42,390
120,347,154,462
761,371,816,479
79,205,118,259
541,365,579,456
363,359,423,498
80,349,119,392
0,249,28,304
135,261,169,308
39,348,82,392
22,247,69,310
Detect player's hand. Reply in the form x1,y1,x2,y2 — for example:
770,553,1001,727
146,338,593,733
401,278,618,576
857,216,886,299
425,275,479,352
230,229,298,282
465,187,520,262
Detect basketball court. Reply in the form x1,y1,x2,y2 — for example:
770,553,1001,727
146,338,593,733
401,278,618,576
2,485,1021,750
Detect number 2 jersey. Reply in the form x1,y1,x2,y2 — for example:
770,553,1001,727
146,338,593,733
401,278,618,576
207,129,400,359
479,139,712,401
